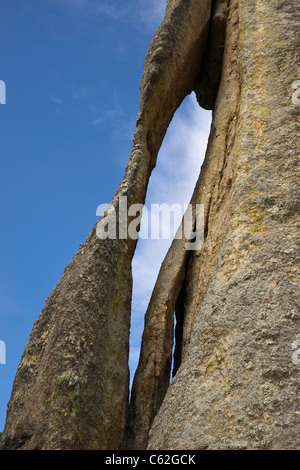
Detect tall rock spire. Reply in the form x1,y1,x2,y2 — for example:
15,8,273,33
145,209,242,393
148,0,300,450
1,0,299,450
0,0,213,450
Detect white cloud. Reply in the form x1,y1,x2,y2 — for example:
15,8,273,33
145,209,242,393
92,96,135,149
92,2,127,20
129,93,212,380
52,0,167,35
54,0,127,21
136,0,166,31
51,95,62,105
92,116,104,127
72,87,92,100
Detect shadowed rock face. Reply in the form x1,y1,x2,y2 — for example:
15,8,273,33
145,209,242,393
1,0,299,451
195,0,230,110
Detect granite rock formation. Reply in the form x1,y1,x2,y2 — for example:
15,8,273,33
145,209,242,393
1,0,299,450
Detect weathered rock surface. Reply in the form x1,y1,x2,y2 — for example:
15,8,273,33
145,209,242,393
0,0,213,450
148,0,300,450
1,0,299,451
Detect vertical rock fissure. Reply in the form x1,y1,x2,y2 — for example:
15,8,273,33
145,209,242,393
172,253,190,378
126,0,232,450
195,0,231,110
173,0,242,372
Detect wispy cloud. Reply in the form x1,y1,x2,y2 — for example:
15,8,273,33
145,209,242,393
137,0,166,28
53,0,128,21
129,93,212,379
51,95,63,114
92,94,135,155
52,0,167,38
136,0,166,30
93,3,127,20
51,95,62,105
72,87,92,100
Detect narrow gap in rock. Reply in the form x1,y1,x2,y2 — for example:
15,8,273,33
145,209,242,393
172,235,194,379
172,273,187,378
195,0,229,111
129,94,212,394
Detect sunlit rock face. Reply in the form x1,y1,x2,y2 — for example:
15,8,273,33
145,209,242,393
148,0,300,451
1,0,299,450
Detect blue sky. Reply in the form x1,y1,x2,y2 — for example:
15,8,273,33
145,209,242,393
0,0,211,431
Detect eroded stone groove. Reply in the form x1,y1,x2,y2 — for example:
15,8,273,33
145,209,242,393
172,257,190,378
